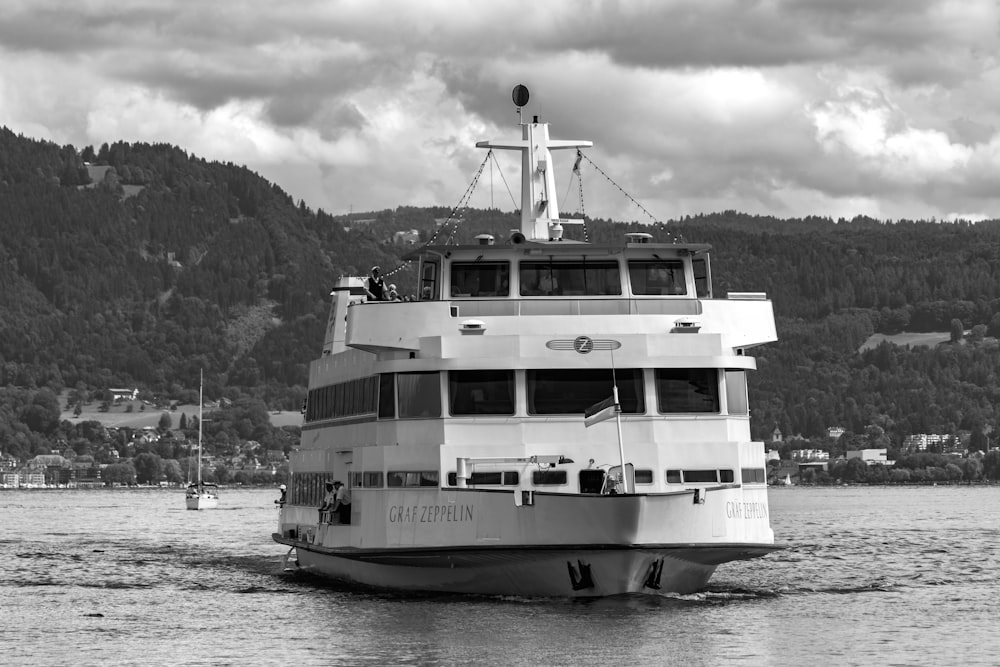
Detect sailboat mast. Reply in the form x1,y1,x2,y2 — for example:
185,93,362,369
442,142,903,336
198,369,203,486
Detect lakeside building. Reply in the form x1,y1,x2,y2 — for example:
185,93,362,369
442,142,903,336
790,449,830,462
846,449,892,466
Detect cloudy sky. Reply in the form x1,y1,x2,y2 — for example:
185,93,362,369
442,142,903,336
3,0,1000,223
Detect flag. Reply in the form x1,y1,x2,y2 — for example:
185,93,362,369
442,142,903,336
584,396,618,427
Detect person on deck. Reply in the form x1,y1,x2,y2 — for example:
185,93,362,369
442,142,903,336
275,484,286,507
365,266,386,301
331,480,351,525
319,482,336,522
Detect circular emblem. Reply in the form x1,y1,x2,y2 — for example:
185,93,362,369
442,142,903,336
573,336,594,354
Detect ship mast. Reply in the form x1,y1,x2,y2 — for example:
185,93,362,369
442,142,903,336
476,85,592,241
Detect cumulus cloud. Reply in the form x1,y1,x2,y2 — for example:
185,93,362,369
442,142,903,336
2,0,1000,221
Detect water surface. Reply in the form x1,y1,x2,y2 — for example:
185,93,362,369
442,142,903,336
2,486,996,666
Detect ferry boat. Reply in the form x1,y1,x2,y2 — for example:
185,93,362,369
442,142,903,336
273,86,780,597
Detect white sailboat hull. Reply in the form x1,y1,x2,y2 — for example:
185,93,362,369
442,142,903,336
186,493,219,510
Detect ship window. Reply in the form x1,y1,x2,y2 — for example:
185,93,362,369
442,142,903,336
387,471,439,487
446,471,520,486
628,259,686,295
449,370,515,415
450,261,509,297
527,368,644,415
725,370,748,415
683,470,719,483
420,260,438,300
720,469,735,483
305,376,378,422
378,374,395,419
532,469,567,485
634,469,654,484
363,471,384,488
666,469,681,484
290,472,334,506
655,368,720,413
741,468,766,484
519,260,621,296
693,257,711,298
397,372,441,418
579,469,605,493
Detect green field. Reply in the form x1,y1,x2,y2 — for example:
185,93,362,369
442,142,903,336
859,331,950,352
61,400,302,429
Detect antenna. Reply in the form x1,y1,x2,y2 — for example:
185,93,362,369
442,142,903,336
512,84,529,124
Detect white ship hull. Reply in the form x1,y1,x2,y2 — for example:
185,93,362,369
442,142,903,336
280,541,766,597
275,487,777,597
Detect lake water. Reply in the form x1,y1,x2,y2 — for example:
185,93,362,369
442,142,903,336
2,486,997,666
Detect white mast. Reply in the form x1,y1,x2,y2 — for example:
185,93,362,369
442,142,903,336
476,85,592,241
197,369,203,487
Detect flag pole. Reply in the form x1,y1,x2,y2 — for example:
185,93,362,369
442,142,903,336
610,347,629,494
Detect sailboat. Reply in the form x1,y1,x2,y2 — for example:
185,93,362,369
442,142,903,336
185,370,219,510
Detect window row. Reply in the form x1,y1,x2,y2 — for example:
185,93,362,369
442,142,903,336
338,467,768,491
447,258,704,298
376,368,748,420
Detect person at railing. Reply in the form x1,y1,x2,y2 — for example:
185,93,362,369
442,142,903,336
331,481,351,525
319,481,336,522
275,484,286,507
365,266,386,301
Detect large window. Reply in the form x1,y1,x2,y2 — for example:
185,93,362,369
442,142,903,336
378,374,395,419
519,261,621,296
450,261,509,297
725,370,748,415
655,368,719,413
397,372,441,418
527,369,644,415
628,259,687,295
449,370,515,415
305,376,378,422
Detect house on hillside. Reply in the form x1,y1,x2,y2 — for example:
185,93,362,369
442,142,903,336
110,387,139,402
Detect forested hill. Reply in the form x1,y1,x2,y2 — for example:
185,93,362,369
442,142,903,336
4,127,1000,456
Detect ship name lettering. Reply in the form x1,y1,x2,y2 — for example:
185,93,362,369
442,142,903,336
725,501,769,520
388,504,474,524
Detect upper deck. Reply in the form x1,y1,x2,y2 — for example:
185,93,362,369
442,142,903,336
339,237,775,357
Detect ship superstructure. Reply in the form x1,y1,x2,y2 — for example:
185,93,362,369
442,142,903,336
273,87,779,596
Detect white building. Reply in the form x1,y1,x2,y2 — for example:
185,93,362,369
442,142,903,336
846,449,889,465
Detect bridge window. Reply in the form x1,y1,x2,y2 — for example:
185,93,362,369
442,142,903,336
527,368,644,415
655,368,719,413
420,260,439,300
449,370,515,415
450,261,509,297
519,261,621,296
628,259,686,295
397,372,441,418
693,257,711,297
